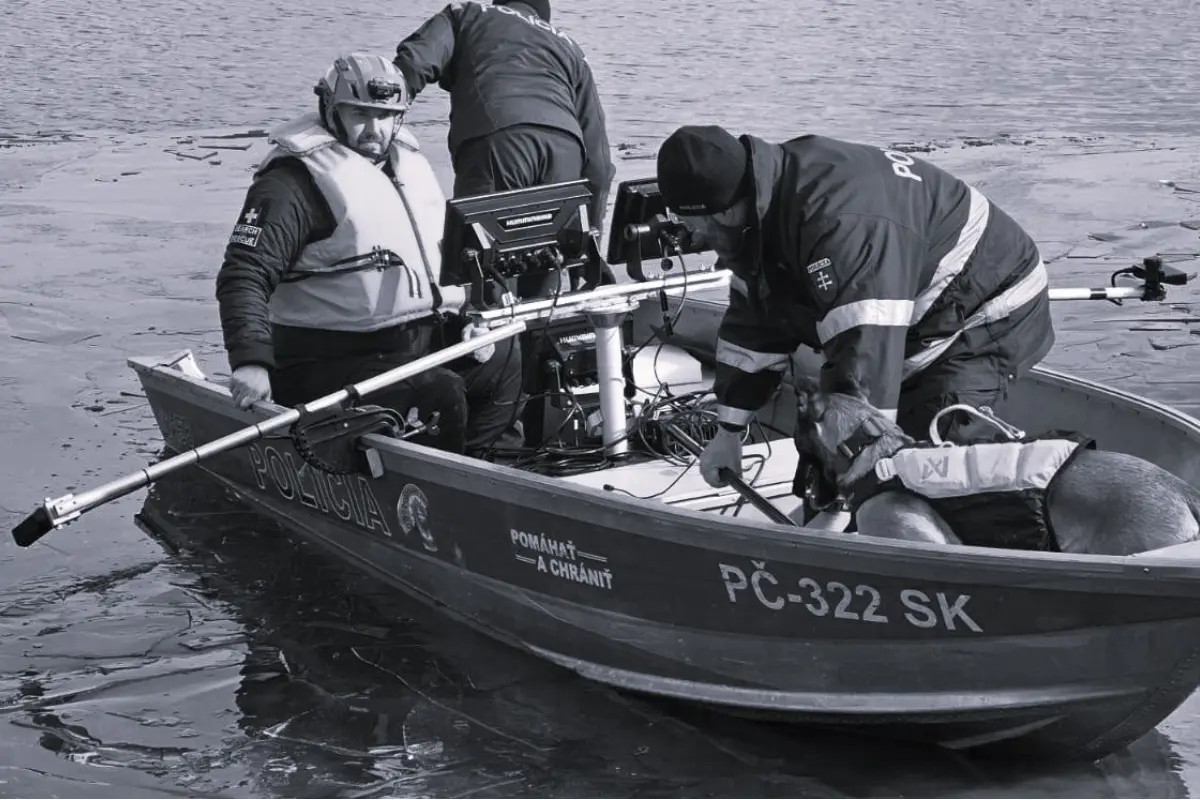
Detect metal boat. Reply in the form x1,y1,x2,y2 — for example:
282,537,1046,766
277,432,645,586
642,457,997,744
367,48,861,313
117,268,1200,762
18,179,1200,762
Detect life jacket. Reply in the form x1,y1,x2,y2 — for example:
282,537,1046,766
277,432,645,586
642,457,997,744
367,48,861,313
258,112,446,332
851,430,1096,551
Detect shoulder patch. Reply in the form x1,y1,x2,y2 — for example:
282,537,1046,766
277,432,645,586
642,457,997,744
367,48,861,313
805,257,838,305
228,198,271,250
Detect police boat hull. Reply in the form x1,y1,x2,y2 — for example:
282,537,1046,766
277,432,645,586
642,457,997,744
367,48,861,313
128,293,1200,764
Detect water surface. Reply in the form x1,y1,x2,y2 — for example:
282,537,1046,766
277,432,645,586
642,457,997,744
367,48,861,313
4,0,1200,795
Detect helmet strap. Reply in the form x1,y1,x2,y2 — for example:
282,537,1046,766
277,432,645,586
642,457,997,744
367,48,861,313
318,95,348,141
376,115,402,162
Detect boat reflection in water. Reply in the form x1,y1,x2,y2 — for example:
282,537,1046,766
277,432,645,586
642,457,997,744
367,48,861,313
135,463,1192,798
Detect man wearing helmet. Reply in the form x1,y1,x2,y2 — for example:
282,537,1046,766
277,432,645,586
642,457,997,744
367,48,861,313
392,0,615,297
215,52,525,458
652,125,1055,494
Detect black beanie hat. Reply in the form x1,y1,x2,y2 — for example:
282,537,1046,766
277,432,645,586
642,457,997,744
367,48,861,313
656,125,750,216
494,0,551,22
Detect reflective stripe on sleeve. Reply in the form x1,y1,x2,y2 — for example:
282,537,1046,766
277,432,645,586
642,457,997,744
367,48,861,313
717,405,756,426
903,260,1048,380
716,338,791,374
816,299,914,345
910,185,991,324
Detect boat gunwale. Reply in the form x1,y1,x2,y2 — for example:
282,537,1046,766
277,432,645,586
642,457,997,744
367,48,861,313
128,351,1200,588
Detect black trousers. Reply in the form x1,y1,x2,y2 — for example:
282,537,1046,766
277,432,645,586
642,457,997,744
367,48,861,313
452,124,589,300
271,318,525,458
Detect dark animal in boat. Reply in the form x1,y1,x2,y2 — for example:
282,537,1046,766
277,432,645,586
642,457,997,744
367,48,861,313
791,376,1200,555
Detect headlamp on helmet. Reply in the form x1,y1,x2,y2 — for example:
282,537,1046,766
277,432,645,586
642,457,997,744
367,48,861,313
365,77,406,103
315,52,410,131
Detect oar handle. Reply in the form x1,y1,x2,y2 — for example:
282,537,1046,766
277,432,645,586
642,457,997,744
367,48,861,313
11,320,527,547
662,423,797,527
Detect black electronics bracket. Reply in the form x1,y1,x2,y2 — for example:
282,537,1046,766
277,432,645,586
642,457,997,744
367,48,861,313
605,178,709,282
440,180,614,311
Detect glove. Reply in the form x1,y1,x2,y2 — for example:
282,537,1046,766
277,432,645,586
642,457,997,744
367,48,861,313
699,428,743,488
229,364,272,409
461,323,495,363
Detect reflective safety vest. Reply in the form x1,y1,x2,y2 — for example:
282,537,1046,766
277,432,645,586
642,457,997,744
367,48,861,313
853,431,1095,551
260,112,446,332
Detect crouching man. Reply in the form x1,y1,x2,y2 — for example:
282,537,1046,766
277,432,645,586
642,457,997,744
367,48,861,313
215,52,524,457
652,125,1056,518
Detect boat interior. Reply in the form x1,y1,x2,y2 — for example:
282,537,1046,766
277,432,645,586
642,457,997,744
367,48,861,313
156,274,1200,553
470,286,1200,542
500,291,807,527
163,282,808,527
140,177,1200,553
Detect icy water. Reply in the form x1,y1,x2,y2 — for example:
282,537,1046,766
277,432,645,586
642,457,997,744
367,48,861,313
4,0,1200,796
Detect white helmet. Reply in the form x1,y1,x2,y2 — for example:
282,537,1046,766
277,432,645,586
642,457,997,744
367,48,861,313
314,52,409,132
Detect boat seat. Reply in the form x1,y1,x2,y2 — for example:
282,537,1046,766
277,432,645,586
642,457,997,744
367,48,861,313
560,439,803,524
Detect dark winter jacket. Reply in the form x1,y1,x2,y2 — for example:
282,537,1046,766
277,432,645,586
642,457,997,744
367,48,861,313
712,134,1052,427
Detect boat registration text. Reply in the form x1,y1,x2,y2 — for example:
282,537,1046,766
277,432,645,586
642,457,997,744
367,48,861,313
718,560,982,634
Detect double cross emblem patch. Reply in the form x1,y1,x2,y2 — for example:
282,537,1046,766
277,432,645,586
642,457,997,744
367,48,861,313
805,257,838,304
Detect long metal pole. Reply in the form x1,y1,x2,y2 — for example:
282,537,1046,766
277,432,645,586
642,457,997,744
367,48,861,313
12,321,527,546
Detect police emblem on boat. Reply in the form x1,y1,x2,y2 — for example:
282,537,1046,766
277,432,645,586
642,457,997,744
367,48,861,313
397,483,436,553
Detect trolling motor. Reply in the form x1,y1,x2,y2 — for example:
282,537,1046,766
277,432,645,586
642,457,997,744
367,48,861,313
1111,255,1190,303
1047,254,1193,304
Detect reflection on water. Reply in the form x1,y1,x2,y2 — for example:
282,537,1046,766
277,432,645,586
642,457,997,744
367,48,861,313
1,463,1188,796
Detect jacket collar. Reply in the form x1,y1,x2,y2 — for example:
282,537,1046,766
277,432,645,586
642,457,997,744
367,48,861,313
498,1,549,22
736,134,788,277
743,134,787,226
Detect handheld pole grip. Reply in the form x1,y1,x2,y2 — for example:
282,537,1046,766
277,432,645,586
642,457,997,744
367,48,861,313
663,423,797,527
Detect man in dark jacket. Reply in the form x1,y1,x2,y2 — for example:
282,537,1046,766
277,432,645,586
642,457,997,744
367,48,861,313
654,125,1054,491
392,0,615,296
